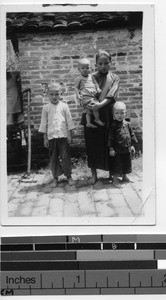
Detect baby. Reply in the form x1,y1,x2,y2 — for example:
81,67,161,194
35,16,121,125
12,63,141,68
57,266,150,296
75,58,104,128
108,101,138,188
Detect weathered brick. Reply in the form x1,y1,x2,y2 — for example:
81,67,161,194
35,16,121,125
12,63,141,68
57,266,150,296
17,28,142,164
117,52,127,56
129,70,142,74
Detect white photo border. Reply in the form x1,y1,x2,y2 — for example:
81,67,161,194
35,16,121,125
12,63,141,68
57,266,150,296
0,3,155,226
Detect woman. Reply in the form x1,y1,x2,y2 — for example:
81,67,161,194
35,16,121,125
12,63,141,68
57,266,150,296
81,50,120,184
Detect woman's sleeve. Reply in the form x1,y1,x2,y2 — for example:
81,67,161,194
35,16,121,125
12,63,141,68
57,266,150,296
106,73,120,100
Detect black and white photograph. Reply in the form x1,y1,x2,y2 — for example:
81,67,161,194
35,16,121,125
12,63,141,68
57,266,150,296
0,3,155,225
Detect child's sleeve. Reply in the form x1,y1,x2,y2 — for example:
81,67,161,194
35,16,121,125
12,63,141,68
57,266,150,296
38,105,48,134
108,123,115,149
65,105,75,131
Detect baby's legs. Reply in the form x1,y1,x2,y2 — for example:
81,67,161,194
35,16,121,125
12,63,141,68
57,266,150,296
86,109,97,128
93,110,105,126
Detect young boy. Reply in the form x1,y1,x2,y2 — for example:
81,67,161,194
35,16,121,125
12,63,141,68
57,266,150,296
75,58,105,128
39,83,75,187
108,101,138,188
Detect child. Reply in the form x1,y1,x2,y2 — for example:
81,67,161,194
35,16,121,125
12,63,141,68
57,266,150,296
75,58,105,128
108,101,138,188
39,83,75,187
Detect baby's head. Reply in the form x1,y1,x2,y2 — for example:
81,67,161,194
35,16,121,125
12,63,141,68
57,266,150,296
78,58,91,77
96,50,111,74
113,101,126,122
48,82,61,105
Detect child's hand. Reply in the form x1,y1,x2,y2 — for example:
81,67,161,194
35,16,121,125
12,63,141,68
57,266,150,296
96,90,101,99
109,149,116,157
87,102,101,110
77,94,83,104
131,146,135,155
44,137,49,148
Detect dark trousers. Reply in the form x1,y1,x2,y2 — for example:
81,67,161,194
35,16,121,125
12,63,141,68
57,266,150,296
49,138,71,178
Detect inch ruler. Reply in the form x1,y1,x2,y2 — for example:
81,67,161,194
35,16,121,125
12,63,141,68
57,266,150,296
1,234,166,295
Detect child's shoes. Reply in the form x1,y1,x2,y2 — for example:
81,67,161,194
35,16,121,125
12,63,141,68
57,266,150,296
68,177,75,186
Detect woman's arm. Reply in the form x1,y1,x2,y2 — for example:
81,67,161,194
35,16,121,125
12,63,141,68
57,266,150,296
88,73,120,111
87,97,114,110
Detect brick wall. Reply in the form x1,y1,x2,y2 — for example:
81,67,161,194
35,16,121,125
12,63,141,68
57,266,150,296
18,28,142,161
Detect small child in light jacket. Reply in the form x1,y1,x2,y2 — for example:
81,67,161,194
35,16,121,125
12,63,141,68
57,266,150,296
39,83,75,187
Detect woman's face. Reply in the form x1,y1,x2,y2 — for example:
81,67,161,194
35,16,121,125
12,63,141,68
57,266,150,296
96,55,111,74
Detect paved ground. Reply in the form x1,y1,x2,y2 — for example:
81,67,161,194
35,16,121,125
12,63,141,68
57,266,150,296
7,157,143,219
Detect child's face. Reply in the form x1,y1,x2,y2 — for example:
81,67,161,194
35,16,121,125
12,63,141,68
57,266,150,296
113,108,126,122
48,88,60,104
96,56,111,74
79,63,91,77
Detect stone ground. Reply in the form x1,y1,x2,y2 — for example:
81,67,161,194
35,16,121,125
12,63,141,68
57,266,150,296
7,157,143,218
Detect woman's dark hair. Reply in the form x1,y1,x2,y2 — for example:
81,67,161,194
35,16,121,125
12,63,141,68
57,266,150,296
96,50,112,63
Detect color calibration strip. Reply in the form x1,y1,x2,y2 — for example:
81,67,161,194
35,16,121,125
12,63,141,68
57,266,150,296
1,235,166,295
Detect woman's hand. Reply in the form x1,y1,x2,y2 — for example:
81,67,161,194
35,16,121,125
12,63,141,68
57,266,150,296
87,102,101,111
87,97,113,111
44,137,49,148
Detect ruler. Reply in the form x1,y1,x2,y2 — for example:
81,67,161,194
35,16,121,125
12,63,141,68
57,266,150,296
1,235,166,295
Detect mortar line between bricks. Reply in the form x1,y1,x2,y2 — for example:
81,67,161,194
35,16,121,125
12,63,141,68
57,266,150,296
75,188,84,218
91,187,99,217
120,187,135,217
124,180,143,216
46,188,52,216
17,172,38,217
130,181,142,201
105,185,119,215
122,182,144,217
8,180,21,202
21,173,39,216
9,173,32,216
63,188,67,217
